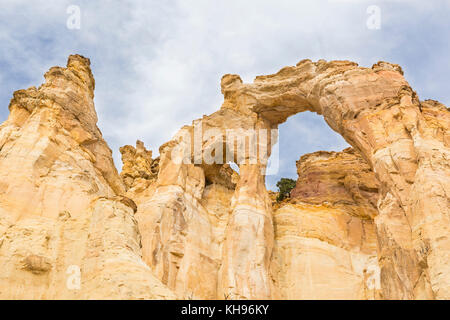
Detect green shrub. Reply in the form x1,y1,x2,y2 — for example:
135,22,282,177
276,178,296,202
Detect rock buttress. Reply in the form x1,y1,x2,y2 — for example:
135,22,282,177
137,59,449,300
271,148,381,299
0,55,175,299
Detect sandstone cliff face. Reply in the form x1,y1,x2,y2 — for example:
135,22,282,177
134,59,449,300
120,140,159,191
120,140,160,206
0,55,448,300
0,56,174,299
290,148,379,219
271,148,380,299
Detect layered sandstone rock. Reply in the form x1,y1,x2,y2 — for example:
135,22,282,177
134,140,239,299
290,148,379,219
136,58,449,300
0,55,175,299
271,148,380,299
114,58,450,300
120,140,160,206
120,140,159,190
0,55,448,300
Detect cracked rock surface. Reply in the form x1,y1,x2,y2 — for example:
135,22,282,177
0,55,448,300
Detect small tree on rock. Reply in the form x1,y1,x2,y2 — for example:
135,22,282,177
276,178,296,202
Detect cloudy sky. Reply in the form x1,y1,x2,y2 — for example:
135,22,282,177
0,0,449,190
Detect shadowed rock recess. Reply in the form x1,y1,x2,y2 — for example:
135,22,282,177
0,55,448,300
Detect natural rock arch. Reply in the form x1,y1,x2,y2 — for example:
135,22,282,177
0,55,447,299
137,59,449,299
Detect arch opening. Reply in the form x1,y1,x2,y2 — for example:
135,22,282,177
265,111,349,191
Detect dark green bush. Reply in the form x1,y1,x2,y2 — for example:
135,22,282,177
276,178,296,202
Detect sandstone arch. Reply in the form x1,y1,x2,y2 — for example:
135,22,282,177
0,55,447,299
138,59,449,299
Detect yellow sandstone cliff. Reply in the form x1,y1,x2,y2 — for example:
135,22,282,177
271,148,380,299
0,55,448,300
0,55,174,299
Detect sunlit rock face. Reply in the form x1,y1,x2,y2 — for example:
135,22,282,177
134,59,449,300
270,148,381,300
0,55,175,299
290,148,379,219
135,58,449,300
0,55,448,300
119,140,160,206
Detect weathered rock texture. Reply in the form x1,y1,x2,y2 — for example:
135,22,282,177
271,148,380,299
0,55,448,300
0,55,174,299
120,140,159,190
120,140,160,206
135,59,449,300
290,148,379,219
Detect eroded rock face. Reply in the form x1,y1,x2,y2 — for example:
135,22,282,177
136,58,449,300
290,148,379,219
271,148,380,299
0,55,448,300
0,55,123,220
120,140,159,190
119,140,160,207
0,55,175,299
134,143,238,299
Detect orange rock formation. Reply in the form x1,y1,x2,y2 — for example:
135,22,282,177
0,55,448,300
